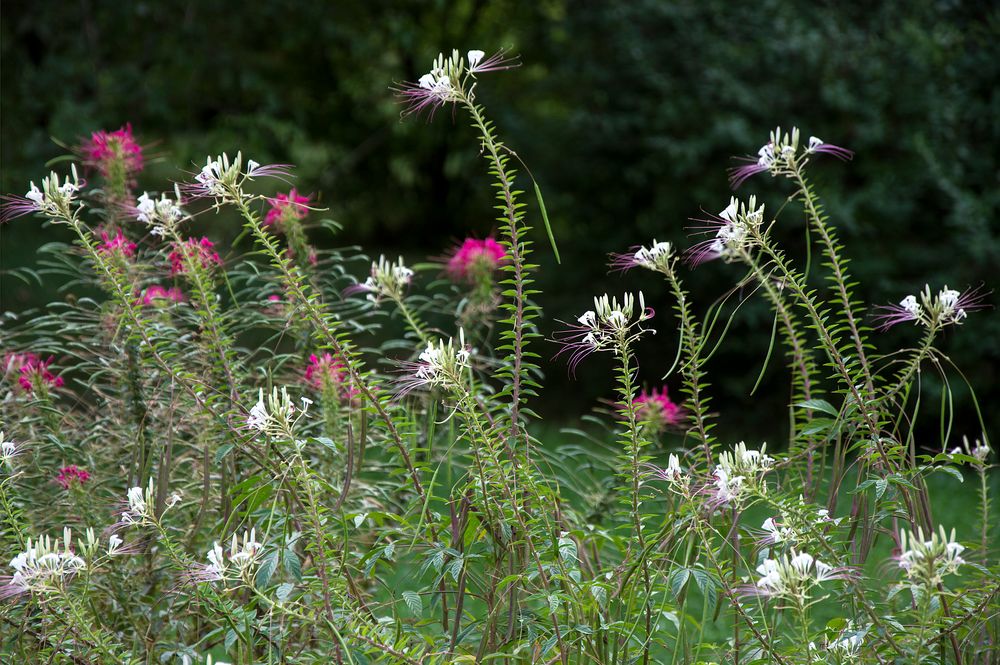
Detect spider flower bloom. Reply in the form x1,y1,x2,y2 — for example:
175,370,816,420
264,188,310,229
704,442,775,508
0,431,23,469
83,123,143,178
632,386,682,428
345,255,414,303
396,48,518,117
446,237,508,282
187,152,291,204
186,529,263,585
134,188,186,236
395,330,471,397
759,516,798,547
139,285,185,307
1,167,83,222
686,196,763,267
245,387,310,438
2,529,86,599
748,550,852,602
55,465,90,490
729,125,853,189
554,292,655,376
10,353,64,394
897,525,966,588
98,228,137,258
168,236,223,276
874,284,987,331
610,240,674,274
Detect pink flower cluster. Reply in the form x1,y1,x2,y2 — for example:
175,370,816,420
304,353,358,403
55,465,90,489
168,237,222,276
265,189,310,229
5,353,64,394
446,237,508,283
140,285,185,306
83,123,143,177
633,386,682,428
98,229,137,258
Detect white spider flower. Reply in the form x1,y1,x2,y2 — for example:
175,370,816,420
346,255,414,303
729,126,853,188
187,151,289,204
612,239,674,273
876,283,986,330
396,329,471,395
120,480,156,526
688,196,765,266
189,528,263,584
750,549,851,602
898,525,966,588
555,292,656,375
3,167,83,222
246,387,305,439
0,431,22,469
135,186,185,235
3,528,86,598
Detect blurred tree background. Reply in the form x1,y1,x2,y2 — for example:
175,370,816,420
2,0,997,446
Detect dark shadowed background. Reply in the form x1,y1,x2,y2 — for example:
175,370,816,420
2,1,997,446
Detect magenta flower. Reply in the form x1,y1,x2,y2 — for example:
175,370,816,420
98,229,137,258
140,285,185,307
55,465,90,490
83,123,144,178
445,237,508,282
168,237,222,276
304,353,359,404
6,353,64,394
265,188,311,229
633,386,682,428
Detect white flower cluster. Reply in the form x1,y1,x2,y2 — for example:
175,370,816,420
898,525,965,587
761,517,797,545
8,528,85,595
712,442,774,507
577,292,654,351
194,151,273,203
755,550,842,601
754,126,811,171
416,49,493,103
412,330,471,391
710,196,764,263
632,240,674,272
120,479,181,527
203,528,263,583
0,431,20,469
23,167,82,217
357,255,414,302
136,186,185,236
903,285,973,328
247,387,312,439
